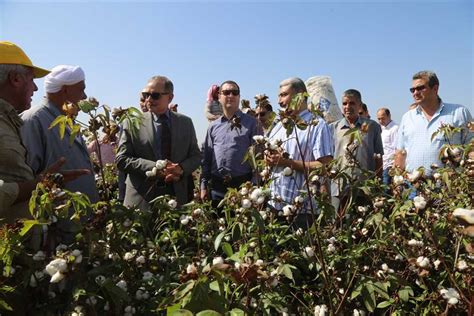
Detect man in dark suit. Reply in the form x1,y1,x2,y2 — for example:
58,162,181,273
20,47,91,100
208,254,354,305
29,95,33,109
116,76,200,209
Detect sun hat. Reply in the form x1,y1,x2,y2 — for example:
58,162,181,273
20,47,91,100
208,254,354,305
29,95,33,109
0,41,50,78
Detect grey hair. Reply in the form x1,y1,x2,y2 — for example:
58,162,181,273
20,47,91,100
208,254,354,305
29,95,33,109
279,77,307,94
148,75,174,93
342,89,362,103
413,70,439,88
0,64,30,85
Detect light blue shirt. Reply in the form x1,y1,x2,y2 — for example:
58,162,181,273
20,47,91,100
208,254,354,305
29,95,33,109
397,102,473,173
268,110,334,210
20,99,99,202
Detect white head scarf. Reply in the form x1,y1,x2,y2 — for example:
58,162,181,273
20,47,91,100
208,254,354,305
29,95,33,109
44,65,85,93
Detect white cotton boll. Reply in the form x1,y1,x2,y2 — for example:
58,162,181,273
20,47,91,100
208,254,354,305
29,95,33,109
186,264,196,274
361,228,368,236
250,187,263,201
327,237,337,244
155,160,167,170
407,170,421,182
453,208,474,225
282,205,295,216
408,239,423,247
413,196,427,210
193,208,203,216
304,246,315,258
376,270,385,278
249,241,257,248
168,199,177,209
259,211,268,220
123,252,134,261
314,304,328,316
353,309,366,316
116,280,127,291
294,196,304,204
416,256,430,268
433,259,441,270
241,199,252,209
212,257,224,265
433,172,441,180
180,215,191,225
440,288,460,305
253,135,266,144
327,244,336,253
357,206,367,213
45,258,67,276
50,271,65,283
240,187,248,195
256,195,266,205
381,264,389,272
234,262,241,270
145,170,155,178
282,167,293,176
33,251,46,261
136,255,146,265
255,259,264,267
260,169,269,178
393,175,404,186
142,271,154,281
457,260,468,271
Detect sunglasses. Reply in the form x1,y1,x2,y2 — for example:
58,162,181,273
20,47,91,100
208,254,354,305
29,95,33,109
409,85,426,93
221,89,240,96
142,92,169,100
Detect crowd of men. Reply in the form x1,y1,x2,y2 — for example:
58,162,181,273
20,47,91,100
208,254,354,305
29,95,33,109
1,41,473,233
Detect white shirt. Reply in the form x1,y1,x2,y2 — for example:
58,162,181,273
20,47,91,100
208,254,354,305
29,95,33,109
380,120,398,170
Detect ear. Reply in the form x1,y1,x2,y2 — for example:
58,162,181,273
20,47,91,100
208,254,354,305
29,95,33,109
433,84,439,94
168,93,174,103
8,72,23,88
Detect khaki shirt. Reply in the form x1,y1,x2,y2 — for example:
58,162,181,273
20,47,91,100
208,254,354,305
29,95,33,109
0,98,35,222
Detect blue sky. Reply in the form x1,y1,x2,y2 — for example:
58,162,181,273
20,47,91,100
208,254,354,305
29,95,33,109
1,0,472,142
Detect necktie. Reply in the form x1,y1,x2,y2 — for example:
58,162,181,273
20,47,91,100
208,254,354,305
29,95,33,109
159,115,171,160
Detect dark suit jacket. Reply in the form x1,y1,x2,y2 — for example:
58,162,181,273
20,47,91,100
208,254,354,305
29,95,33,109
116,111,200,208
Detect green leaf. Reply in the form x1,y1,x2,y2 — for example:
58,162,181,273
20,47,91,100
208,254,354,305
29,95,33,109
251,209,265,232
0,299,13,311
196,310,222,316
398,286,414,302
222,242,233,257
229,309,245,316
377,300,393,309
214,231,225,251
277,264,296,281
19,219,39,236
361,283,376,312
169,310,193,316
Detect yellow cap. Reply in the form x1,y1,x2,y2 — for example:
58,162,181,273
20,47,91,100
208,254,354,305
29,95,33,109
0,41,50,78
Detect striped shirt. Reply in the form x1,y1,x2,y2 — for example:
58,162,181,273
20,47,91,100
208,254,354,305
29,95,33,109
268,110,333,211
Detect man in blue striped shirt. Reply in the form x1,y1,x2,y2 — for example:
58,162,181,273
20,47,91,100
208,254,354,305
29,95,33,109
266,77,333,229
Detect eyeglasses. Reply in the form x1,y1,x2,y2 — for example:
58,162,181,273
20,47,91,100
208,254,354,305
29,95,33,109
221,89,240,96
409,85,426,93
142,92,169,100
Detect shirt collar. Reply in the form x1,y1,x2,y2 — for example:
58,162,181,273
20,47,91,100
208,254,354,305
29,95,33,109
220,110,242,122
342,116,364,128
152,109,170,122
